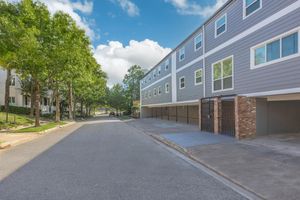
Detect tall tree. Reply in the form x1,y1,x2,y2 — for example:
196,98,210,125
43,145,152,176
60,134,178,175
123,65,144,113
0,0,24,122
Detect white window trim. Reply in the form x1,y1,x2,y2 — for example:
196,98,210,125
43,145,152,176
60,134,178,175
158,86,162,95
165,83,170,93
211,55,234,93
194,69,203,86
179,47,185,62
165,60,169,71
194,33,203,51
179,76,185,90
215,13,227,38
250,28,300,70
153,88,157,96
243,0,262,20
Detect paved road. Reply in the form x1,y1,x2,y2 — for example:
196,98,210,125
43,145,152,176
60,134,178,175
0,118,247,200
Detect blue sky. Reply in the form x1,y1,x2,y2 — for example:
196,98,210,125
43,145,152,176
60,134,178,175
10,0,227,85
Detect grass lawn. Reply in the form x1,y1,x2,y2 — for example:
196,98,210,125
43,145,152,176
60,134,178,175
14,121,67,133
0,112,34,130
117,115,132,121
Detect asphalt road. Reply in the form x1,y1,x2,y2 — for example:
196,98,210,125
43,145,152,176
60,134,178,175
0,118,247,200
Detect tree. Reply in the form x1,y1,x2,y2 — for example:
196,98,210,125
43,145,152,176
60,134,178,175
123,65,144,113
108,84,127,115
0,0,25,122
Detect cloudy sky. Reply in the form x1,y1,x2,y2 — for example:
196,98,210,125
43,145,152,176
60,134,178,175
10,0,228,86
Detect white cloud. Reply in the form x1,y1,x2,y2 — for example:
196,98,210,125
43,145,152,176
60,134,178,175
8,0,96,39
165,0,228,18
93,39,172,87
111,0,140,17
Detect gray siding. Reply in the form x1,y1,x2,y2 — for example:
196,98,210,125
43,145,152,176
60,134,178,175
176,60,204,102
141,76,172,105
205,0,298,52
176,29,203,69
205,8,300,97
141,55,172,90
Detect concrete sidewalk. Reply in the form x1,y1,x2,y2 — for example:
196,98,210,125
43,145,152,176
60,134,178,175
127,118,300,200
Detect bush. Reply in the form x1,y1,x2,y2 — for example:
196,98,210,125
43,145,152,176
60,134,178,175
0,105,31,115
41,113,54,119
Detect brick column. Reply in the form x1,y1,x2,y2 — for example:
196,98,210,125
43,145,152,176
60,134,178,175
235,96,256,139
198,99,202,130
213,97,221,134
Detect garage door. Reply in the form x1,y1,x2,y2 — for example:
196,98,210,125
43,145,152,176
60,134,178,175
221,100,235,137
201,100,214,132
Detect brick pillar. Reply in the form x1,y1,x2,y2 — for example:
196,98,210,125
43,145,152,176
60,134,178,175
235,96,256,139
198,99,202,130
213,97,221,134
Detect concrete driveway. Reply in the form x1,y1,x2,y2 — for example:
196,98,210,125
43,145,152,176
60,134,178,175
0,117,247,200
127,118,300,200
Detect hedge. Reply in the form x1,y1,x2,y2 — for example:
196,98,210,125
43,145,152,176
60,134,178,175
0,105,31,115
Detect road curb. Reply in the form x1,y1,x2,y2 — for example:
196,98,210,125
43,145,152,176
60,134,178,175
150,132,266,200
0,142,11,149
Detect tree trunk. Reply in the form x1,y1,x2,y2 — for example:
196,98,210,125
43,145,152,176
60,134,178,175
80,100,83,117
73,96,76,120
34,81,40,127
55,88,60,122
68,82,73,120
4,69,11,123
30,80,35,117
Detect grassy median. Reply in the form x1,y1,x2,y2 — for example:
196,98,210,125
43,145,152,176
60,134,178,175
13,121,67,133
0,112,34,130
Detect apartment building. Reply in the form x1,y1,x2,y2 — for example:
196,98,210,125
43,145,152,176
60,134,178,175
0,68,55,114
140,0,300,139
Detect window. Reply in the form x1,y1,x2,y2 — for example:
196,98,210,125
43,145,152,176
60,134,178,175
194,69,203,85
252,31,299,69
165,83,170,93
243,0,262,18
24,96,29,106
179,47,185,61
153,88,157,96
158,86,162,95
212,56,233,92
179,77,185,89
9,97,16,105
10,76,16,86
165,60,169,71
158,66,161,76
153,69,156,78
215,14,227,37
148,90,151,98
44,97,48,106
194,34,202,50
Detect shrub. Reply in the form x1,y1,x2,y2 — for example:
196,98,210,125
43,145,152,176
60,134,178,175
0,105,31,115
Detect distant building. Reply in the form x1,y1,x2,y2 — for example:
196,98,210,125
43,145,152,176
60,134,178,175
0,68,55,114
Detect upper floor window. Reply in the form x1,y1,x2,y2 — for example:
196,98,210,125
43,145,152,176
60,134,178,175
252,30,299,69
153,88,157,96
148,90,151,98
194,69,203,85
212,56,233,92
194,34,202,51
179,76,185,89
215,14,227,37
158,66,161,76
179,47,185,61
158,86,162,95
153,69,157,78
243,0,262,19
165,83,170,93
165,60,169,71
10,76,16,86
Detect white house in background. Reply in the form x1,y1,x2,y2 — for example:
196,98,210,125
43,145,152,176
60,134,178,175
0,67,55,114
